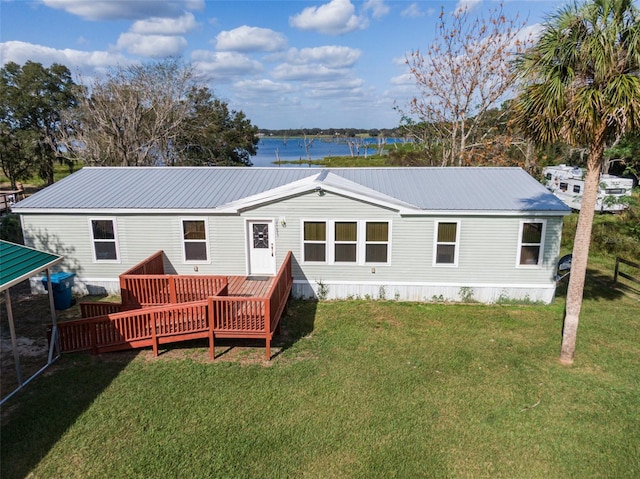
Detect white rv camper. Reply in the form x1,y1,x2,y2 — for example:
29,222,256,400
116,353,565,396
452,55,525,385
542,165,634,212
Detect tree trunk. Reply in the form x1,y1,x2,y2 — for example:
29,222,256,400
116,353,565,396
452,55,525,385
560,133,605,364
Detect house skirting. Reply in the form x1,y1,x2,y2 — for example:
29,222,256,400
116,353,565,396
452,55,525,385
30,276,557,304
292,279,557,304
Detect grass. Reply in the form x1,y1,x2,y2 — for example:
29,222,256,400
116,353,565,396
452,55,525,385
0,162,77,191
1,280,639,478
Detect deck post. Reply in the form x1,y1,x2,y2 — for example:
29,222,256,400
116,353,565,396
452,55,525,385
151,312,158,356
208,297,215,360
265,298,271,360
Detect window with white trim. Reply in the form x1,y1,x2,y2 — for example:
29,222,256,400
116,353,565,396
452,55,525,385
517,221,545,267
182,219,208,262
434,221,459,266
303,221,327,262
335,221,357,263
365,222,389,263
302,220,390,264
90,218,119,262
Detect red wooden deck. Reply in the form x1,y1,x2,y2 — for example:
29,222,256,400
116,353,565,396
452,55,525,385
61,252,292,360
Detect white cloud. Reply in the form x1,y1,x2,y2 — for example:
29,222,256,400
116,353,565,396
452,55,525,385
0,40,130,73
130,12,198,35
362,0,389,19
216,26,287,53
305,77,365,95
233,79,293,99
284,46,361,68
390,73,414,85
191,50,263,80
401,3,424,18
272,63,341,82
116,33,187,57
42,0,205,21
289,0,364,35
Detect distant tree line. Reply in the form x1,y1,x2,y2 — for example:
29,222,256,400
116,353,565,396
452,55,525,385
1,59,259,188
258,127,403,138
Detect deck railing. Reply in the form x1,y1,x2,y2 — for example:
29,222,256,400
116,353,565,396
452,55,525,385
208,252,293,358
58,251,292,360
120,275,227,307
80,301,125,318
58,301,210,356
120,250,165,276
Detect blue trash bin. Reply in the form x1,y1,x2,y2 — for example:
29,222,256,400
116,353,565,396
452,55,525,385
42,272,76,310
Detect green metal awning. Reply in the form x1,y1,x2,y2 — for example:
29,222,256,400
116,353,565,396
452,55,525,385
0,240,63,292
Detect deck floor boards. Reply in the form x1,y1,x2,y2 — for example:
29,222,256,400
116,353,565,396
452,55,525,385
227,276,274,297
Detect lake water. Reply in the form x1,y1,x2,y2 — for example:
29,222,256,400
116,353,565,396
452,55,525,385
250,137,395,167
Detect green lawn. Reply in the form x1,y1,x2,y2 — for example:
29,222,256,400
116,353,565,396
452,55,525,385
1,277,638,478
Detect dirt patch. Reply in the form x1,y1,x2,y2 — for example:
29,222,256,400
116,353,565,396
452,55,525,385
1,280,82,399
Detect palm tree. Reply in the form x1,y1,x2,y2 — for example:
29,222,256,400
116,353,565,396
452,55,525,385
513,0,640,364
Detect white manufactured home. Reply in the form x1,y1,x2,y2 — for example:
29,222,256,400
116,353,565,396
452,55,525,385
542,165,634,212
13,167,571,304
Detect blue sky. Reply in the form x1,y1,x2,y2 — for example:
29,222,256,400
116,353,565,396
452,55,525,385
1,0,562,129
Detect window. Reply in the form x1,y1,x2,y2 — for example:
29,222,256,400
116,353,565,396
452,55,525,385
545,173,552,181
518,221,545,267
573,184,581,193
365,222,389,263
182,219,208,262
559,182,568,191
335,222,357,262
434,221,459,266
304,221,326,262
605,188,625,195
90,219,119,261
301,220,391,264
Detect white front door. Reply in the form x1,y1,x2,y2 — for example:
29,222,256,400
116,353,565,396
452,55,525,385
247,220,276,275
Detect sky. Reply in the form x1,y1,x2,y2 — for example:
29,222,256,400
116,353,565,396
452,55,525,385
0,0,563,130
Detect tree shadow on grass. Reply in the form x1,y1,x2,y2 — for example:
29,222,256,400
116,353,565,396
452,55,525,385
210,299,317,361
554,267,627,301
0,352,133,479
151,299,318,362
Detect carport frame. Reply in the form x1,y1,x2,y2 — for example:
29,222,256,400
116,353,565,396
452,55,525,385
1,240,64,405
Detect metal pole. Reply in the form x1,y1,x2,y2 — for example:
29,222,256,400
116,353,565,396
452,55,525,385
46,269,60,363
5,289,23,386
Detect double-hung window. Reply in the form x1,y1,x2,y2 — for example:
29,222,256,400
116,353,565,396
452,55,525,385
90,218,119,262
434,221,459,266
302,220,390,264
517,221,545,267
365,222,389,263
182,219,208,262
335,222,357,262
304,221,327,262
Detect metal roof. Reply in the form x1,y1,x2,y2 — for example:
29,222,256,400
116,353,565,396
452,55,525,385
12,166,570,213
0,240,64,291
